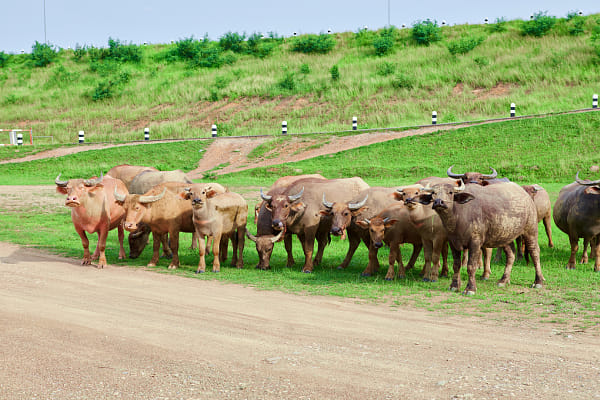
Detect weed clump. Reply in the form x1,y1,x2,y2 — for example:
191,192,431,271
412,20,442,46
291,34,336,54
521,12,556,37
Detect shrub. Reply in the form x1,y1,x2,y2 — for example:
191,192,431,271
89,72,130,101
521,12,556,37
446,35,485,55
278,70,296,91
170,37,203,61
376,61,396,76
412,20,442,45
45,65,78,87
219,31,246,53
72,44,88,62
291,34,336,54
299,63,311,74
591,19,600,58
106,38,142,63
489,17,507,33
473,56,490,67
0,51,9,68
354,27,376,47
192,44,236,68
567,16,586,36
391,73,414,89
30,41,57,67
373,27,396,56
330,65,340,81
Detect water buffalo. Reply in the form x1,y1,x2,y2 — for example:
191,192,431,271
128,169,192,194
553,173,600,271
106,164,159,188
355,203,423,280
322,186,418,275
248,175,327,270
261,177,369,273
55,173,127,268
181,187,247,273
415,180,545,295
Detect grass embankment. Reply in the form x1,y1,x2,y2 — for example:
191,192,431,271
1,15,599,142
0,112,599,328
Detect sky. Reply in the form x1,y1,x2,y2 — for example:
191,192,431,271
1,1,598,53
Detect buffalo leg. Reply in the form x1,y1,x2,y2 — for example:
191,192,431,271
449,246,463,292
337,229,361,269
160,233,172,258
493,247,504,263
522,234,545,288
148,231,161,267
299,230,316,273
117,223,126,260
566,235,579,269
580,238,589,265
196,233,207,273
386,243,401,280
313,228,329,266
361,245,380,277
235,226,245,269
167,230,180,269
210,232,222,272
421,239,433,281
406,242,422,270
481,247,492,280
284,233,295,267
464,245,483,295
497,244,516,287
440,240,449,278
543,215,554,248
95,229,109,269
592,236,600,272
75,226,91,265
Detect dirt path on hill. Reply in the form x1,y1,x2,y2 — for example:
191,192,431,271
1,240,599,400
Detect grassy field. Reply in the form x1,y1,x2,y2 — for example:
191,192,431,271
0,112,599,330
1,14,600,143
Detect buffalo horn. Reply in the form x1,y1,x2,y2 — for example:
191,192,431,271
422,184,434,193
575,171,600,186
245,231,258,243
287,186,304,202
83,172,103,187
382,217,390,224
113,186,127,202
447,165,464,179
55,174,68,187
271,230,284,243
348,194,368,211
481,167,498,179
322,193,334,209
139,187,166,203
362,218,371,224
455,179,466,192
260,188,272,201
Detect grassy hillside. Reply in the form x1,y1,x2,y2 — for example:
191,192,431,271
1,14,600,143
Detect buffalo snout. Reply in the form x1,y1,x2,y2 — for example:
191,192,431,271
272,219,284,230
432,199,447,209
373,242,384,249
124,222,138,232
331,226,343,236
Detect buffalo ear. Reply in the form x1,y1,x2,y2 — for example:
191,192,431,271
355,220,369,229
56,186,68,195
206,189,218,199
319,210,331,216
351,206,368,217
454,193,475,204
392,192,404,201
384,219,398,228
290,201,305,212
179,191,191,200
415,194,433,205
584,186,600,195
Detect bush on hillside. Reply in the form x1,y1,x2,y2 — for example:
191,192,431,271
330,65,340,81
567,15,586,36
192,44,237,68
591,19,600,58
219,31,246,53
277,70,296,91
488,17,507,33
246,32,281,58
106,38,142,63
291,34,336,54
0,51,9,68
376,61,396,76
30,41,57,67
521,12,556,37
373,27,396,56
354,28,377,47
412,20,442,46
89,71,131,101
446,35,485,55
391,72,414,89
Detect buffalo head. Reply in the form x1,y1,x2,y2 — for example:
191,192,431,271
55,173,104,208
245,230,284,270
414,180,473,211
115,187,166,232
356,216,397,249
575,171,600,195
320,193,368,237
447,165,497,186
260,187,305,231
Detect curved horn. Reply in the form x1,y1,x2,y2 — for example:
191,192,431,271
575,171,600,186
348,194,368,210
113,186,126,202
83,172,103,187
363,218,371,224
245,231,258,243
270,230,284,243
139,187,166,203
481,167,498,179
382,217,390,224
55,173,68,187
423,184,434,193
322,193,334,209
260,188,272,201
455,179,466,192
287,186,304,202
447,165,464,179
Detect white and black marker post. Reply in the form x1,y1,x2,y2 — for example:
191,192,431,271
16,133,23,146
432,111,437,125
352,116,357,130
510,103,516,117
282,121,288,135
593,94,598,109
144,127,150,141
211,124,217,138
78,130,85,144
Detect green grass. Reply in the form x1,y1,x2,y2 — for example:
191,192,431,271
1,15,600,143
1,112,599,329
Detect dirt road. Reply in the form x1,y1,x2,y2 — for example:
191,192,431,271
1,241,599,399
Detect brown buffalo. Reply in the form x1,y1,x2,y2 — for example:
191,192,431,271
181,187,247,273
261,177,369,273
415,180,545,295
106,164,159,188
553,173,600,271
355,203,422,280
55,173,127,268
447,166,500,185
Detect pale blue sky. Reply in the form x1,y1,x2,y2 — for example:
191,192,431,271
1,1,598,53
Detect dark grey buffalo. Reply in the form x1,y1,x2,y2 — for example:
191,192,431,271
415,180,545,295
553,173,600,271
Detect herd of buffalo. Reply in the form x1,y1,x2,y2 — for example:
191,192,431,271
54,164,600,295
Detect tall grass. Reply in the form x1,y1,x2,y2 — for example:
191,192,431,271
0,15,599,143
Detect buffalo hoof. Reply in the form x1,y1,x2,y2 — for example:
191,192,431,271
481,277,490,281
497,282,507,288
532,283,543,289
422,278,430,282
430,279,437,283
385,277,393,281
463,290,476,296
449,286,459,292
212,270,220,273
397,275,405,279
337,266,345,270
195,270,205,274
361,273,371,277
302,270,312,274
